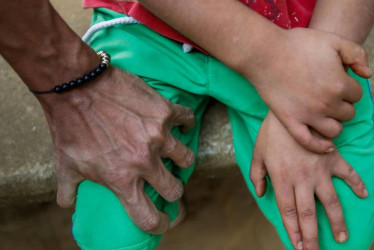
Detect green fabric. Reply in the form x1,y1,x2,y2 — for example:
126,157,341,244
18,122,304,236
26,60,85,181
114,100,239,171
72,7,374,250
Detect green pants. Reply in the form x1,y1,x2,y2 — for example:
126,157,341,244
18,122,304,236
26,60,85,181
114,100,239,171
72,8,374,250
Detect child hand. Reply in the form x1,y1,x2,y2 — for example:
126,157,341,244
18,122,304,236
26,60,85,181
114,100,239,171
250,111,368,250
242,28,371,154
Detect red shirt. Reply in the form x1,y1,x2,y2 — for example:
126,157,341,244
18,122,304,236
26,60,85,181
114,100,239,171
83,0,316,50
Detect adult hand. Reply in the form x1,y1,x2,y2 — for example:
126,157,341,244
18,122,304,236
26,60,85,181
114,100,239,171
243,28,371,153
250,111,368,250
41,67,195,234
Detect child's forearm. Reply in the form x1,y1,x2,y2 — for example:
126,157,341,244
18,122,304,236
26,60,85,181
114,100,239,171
310,0,374,44
138,0,285,77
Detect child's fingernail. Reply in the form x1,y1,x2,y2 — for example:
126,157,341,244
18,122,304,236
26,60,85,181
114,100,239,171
364,188,369,197
326,147,335,153
296,241,303,250
338,232,347,243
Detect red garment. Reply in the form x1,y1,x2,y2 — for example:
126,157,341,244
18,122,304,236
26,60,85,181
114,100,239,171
83,0,316,50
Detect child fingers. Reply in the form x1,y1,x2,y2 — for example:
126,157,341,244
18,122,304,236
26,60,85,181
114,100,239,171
287,122,334,153
316,178,348,243
332,156,368,198
337,39,372,78
273,182,302,250
249,152,267,197
309,118,342,139
295,186,320,250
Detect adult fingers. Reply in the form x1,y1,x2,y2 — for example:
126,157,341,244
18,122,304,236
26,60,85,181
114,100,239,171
55,162,83,208
295,186,319,250
316,178,348,243
337,39,372,78
161,133,195,168
249,148,267,197
144,159,184,202
114,179,170,234
273,180,302,250
287,122,335,154
332,154,368,199
169,103,196,133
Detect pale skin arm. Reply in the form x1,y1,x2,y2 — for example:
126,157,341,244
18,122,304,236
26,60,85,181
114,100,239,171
139,0,372,153
250,1,374,249
310,0,374,44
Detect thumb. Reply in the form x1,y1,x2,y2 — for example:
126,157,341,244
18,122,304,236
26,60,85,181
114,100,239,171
337,39,372,78
250,151,268,197
55,162,83,208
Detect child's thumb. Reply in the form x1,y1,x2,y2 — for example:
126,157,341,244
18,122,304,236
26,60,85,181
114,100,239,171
337,39,372,78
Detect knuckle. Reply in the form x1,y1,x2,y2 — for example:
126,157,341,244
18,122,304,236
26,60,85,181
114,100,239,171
134,144,153,165
105,169,134,189
304,236,319,247
159,102,173,121
249,172,260,184
138,214,161,232
326,194,340,208
298,133,312,148
332,81,347,96
148,123,166,142
181,149,195,167
347,168,360,184
300,208,316,220
164,183,184,202
56,196,71,208
185,107,195,120
347,106,356,120
163,137,177,154
356,45,367,59
283,206,298,218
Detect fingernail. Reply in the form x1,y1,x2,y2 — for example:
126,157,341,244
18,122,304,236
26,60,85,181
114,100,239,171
296,241,303,250
338,232,347,243
364,188,369,197
326,147,335,153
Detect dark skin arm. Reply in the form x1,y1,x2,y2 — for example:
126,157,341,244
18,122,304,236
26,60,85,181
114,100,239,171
0,0,196,234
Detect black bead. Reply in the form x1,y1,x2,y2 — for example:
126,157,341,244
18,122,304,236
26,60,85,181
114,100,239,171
54,85,62,93
76,78,84,85
69,81,77,88
95,67,102,74
61,83,70,91
90,71,96,78
83,75,90,82
99,63,107,70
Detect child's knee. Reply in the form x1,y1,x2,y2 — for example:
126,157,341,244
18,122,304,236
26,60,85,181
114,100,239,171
72,180,161,250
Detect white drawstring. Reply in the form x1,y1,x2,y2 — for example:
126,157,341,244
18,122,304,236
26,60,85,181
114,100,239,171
82,16,194,53
82,17,140,43
182,43,194,53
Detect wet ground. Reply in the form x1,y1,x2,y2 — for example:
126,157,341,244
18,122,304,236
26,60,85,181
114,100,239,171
0,174,284,250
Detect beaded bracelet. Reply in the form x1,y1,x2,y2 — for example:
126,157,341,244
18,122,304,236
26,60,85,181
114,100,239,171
29,50,110,94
